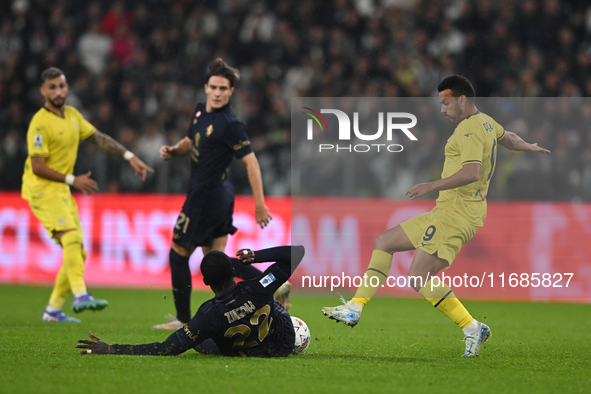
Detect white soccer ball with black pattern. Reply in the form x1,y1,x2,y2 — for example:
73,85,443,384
291,316,311,354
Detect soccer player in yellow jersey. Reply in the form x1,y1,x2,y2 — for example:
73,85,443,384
322,75,550,357
23,67,154,323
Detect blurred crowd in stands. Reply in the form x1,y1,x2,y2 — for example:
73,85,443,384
1,0,590,200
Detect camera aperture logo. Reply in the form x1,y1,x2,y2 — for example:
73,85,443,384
302,107,418,153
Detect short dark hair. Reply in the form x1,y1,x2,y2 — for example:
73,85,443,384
41,67,65,83
205,58,240,87
201,251,234,286
437,75,475,101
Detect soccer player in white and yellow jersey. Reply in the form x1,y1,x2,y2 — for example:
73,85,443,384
23,67,154,323
322,75,550,357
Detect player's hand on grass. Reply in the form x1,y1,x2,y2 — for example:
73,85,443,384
236,249,255,264
73,171,99,196
255,205,272,229
405,183,434,200
527,143,550,154
76,331,112,355
159,145,174,160
130,156,155,181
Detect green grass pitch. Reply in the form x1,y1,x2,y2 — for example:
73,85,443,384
1,285,589,394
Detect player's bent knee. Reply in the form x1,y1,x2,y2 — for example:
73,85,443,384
60,229,83,247
171,242,191,257
373,232,390,251
374,228,410,253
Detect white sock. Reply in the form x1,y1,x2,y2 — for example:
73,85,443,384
46,305,61,313
74,291,87,298
347,300,362,313
462,319,479,335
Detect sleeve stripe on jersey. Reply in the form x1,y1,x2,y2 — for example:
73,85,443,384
497,130,506,140
462,160,482,165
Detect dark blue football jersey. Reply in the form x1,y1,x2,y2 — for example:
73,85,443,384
179,246,303,357
110,246,305,357
186,102,252,198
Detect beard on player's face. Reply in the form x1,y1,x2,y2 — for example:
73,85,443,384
48,96,66,108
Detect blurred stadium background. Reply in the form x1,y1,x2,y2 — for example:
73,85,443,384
1,0,590,199
0,0,590,296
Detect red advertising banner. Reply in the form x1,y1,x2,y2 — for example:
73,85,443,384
1,193,590,299
291,198,591,299
0,192,291,289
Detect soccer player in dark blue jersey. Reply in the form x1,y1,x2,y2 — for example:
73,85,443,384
154,59,274,329
76,246,305,357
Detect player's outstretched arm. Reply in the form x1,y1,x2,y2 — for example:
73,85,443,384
76,329,194,356
159,137,193,160
87,130,155,180
241,153,272,229
31,156,98,195
236,246,305,298
76,331,114,355
498,131,550,154
406,163,481,200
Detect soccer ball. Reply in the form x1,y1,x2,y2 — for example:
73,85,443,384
291,316,311,354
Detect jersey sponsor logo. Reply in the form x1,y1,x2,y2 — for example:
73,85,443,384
259,273,276,288
183,324,197,340
233,140,251,150
34,135,42,147
206,125,213,136
464,133,473,137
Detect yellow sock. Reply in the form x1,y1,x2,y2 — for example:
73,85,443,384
351,250,393,308
418,279,474,329
61,231,87,295
49,266,70,309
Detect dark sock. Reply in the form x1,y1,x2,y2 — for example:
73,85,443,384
230,258,263,280
169,249,192,323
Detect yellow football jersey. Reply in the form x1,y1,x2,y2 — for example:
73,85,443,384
436,111,505,226
22,106,95,200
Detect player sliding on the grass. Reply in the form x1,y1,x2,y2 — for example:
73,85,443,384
76,246,304,357
322,75,550,357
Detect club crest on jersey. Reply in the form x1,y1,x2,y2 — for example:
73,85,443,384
34,135,42,147
206,125,213,136
196,111,201,118
259,273,276,287
72,119,78,130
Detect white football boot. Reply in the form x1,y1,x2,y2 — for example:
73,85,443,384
462,321,492,357
321,298,361,327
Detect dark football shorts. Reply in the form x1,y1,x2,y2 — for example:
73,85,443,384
172,192,237,250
